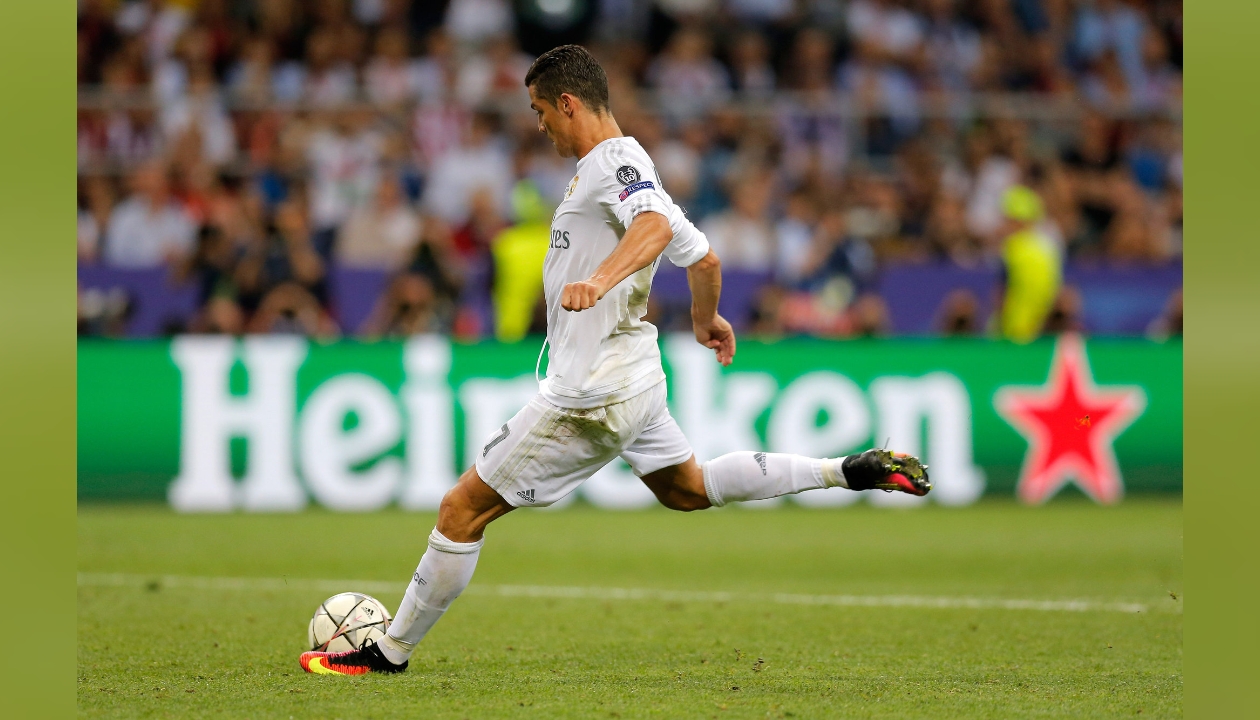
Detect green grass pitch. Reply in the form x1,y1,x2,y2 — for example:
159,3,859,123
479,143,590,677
78,498,1181,718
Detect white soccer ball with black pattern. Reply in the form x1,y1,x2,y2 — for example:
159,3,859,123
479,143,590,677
307,592,392,653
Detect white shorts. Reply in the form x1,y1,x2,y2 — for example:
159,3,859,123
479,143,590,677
475,380,693,507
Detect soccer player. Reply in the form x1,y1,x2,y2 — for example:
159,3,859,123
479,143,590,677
300,45,930,676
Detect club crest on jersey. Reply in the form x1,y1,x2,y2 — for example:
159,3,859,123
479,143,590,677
615,165,640,185
564,175,579,199
619,180,654,201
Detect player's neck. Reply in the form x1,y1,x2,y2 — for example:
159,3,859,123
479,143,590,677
572,112,624,160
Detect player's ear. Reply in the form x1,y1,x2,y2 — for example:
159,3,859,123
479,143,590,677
560,93,576,117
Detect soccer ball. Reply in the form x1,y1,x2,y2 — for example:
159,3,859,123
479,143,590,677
308,592,393,652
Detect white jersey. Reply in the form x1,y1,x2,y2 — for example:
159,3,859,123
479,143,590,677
539,136,710,409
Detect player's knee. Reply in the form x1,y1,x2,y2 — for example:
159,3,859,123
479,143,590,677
643,462,711,512
659,486,710,512
436,487,477,536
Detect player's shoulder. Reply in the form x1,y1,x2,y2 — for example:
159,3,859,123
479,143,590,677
590,137,655,181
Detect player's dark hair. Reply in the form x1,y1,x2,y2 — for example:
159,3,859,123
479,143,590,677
524,44,610,114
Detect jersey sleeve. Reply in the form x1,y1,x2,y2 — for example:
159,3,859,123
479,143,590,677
591,144,711,268
660,204,710,268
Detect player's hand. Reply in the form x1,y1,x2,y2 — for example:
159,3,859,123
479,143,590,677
561,280,603,312
693,315,736,366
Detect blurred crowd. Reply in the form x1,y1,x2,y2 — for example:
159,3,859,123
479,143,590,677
77,0,1182,340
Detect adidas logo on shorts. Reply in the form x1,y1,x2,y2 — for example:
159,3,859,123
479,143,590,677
753,452,767,476
516,489,536,504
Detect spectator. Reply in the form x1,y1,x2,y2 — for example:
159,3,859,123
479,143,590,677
921,0,982,93
1072,0,1148,91
404,217,462,312
801,208,877,297
160,63,238,166
727,30,775,97
235,198,326,307
647,27,730,116
774,189,818,285
411,29,456,107
1060,112,1120,252
1041,285,1086,335
937,288,982,336
78,176,117,264
964,122,1025,242
995,186,1062,343
248,281,340,337
114,0,191,70
152,24,214,104
423,111,513,226
924,195,983,266
451,185,508,260
455,35,533,108
1136,30,1181,111
490,180,552,342
699,173,776,270
1079,49,1133,109
85,57,162,169
363,26,416,107
303,28,358,107
1103,178,1167,261
360,273,445,338
228,35,283,104
840,0,925,152
191,296,246,334
336,174,423,270
103,160,196,268
778,28,848,183
849,292,892,337
306,108,384,254
179,224,241,307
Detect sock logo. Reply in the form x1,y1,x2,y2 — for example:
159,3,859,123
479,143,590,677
413,572,427,586
516,488,536,503
482,424,510,458
753,452,767,475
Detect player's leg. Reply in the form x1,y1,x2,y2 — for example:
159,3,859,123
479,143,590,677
641,448,929,509
299,466,510,675
375,466,512,663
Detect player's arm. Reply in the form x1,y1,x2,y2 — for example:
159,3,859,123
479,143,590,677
560,211,672,312
686,248,735,367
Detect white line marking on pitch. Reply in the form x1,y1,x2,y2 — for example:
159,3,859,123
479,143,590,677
76,573,1175,615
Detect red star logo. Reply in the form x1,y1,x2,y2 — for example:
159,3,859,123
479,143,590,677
994,335,1146,504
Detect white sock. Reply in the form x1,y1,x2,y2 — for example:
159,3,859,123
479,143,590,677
377,528,482,664
701,451,850,507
